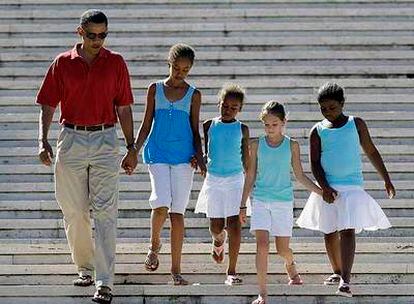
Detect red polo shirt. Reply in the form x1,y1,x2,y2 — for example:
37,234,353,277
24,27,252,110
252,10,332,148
36,44,134,125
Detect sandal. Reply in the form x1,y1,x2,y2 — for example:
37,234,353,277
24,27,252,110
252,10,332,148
144,243,162,272
285,261,303,285
73,274,94,287
169,273,189,286
251,294,266,304
92,286,113,304
224,274,243,286
336,279,352,298
324,273,341,286
211,231,227,264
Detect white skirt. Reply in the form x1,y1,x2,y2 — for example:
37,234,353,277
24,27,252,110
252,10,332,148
195,172,250,218
296,185,391,234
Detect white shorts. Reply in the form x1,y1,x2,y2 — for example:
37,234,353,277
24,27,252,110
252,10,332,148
250,199,293,237
297,185,391,234
195,172,244,218
147,163,194,214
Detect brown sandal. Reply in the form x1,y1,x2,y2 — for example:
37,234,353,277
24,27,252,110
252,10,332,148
285,261,303,285
170,273,189,286
144,244,162,272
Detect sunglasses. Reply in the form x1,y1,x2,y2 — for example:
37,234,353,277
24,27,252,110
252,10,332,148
83,29,108,40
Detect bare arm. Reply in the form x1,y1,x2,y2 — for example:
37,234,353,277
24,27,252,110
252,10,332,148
116,105,135,147
117,104,137,175
203,119,212,161
190,89,207,175
38,104,56,166
241,123,250,173
309,127,337,203
355,117,395,198
239,139,258,224
290,140,322,195
134,83,155,152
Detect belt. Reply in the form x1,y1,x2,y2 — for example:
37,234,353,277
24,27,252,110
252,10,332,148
64,123,115,132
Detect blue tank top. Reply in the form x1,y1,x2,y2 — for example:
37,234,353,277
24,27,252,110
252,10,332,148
252,135,293,202
207,117,243,177
316,116,363,186
143,81,195,164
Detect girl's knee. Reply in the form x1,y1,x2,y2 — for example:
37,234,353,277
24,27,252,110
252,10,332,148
209,219,225,235
256,237,269,249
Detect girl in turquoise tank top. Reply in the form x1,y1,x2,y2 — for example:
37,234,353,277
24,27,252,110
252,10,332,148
239,101,322,304
297,82,396,298
134,44,206,286
195,84,250,286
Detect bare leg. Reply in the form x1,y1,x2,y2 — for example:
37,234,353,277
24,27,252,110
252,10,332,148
210,218,226,246
170,212,185,275
226,215,241,275
339,229,355,284
255,230,269,301
275,237,294,265
150,207,168,250
210,218,226,263
324,231,342,275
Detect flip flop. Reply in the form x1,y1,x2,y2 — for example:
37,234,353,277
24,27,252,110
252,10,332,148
144,243,162,272
211,231,227,264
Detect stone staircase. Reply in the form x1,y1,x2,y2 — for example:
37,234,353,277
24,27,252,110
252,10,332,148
0,0,413,303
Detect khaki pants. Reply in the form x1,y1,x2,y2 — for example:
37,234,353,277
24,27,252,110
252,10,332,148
54,126,119,289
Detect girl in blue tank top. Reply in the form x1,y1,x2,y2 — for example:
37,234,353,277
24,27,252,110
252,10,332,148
195,84,249,286
239,101,322,304
297,82,395,298
134,44,206,286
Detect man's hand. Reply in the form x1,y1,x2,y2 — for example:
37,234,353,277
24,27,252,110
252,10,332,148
121,150,138,175
38,140,53,166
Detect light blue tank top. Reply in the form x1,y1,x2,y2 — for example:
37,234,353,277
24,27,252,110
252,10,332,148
316,116,363,186
207,117,243,177
143,81,195,164
252,135,293,202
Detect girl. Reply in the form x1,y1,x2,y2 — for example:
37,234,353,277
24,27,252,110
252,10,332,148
195,83,249,286
297,82,395,297
239,101,322,304
134,43,206,285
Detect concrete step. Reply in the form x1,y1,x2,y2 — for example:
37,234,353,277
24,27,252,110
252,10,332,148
3,50,414,63
0,217,412,239
0,284,413,304
2,78,414,91
1,21,413,34
2,65,414,77
2,36,414,49
1,7,413,20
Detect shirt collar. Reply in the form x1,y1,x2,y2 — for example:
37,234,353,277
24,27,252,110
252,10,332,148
70,43,109,60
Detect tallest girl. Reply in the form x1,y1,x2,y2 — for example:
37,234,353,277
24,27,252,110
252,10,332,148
134,43,206,285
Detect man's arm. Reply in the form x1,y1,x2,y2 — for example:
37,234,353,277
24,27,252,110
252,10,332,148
117,105,137,175
38,104,56,166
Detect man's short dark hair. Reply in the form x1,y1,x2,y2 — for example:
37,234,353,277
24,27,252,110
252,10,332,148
80,9,108,27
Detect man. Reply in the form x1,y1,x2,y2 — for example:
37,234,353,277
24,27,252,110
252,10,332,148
36,9,137,304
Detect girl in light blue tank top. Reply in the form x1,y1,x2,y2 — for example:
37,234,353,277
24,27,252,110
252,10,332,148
239,101,322,303
134,44,206,286
297,82,395,297
195,84,249,285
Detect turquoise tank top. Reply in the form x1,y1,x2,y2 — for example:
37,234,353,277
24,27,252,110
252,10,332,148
316,116,363,186
252,135,293,202
207,117,243,177
143,81,195,164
